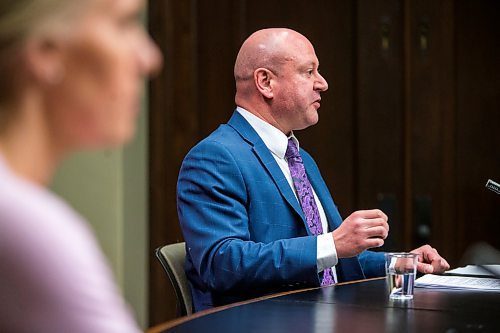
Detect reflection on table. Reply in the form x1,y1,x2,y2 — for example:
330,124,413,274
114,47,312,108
148,277,500,333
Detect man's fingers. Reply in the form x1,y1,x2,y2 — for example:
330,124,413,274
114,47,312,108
441,258,450,269
365,237,384,249
354,209,388,221
363,218,389,238
423,247,442,264
431,258,450,274
417,262,434,274
339,209,391,256
412,245,450,274
365,226,389,239
362,217,388,227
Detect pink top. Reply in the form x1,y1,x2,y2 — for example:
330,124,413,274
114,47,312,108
0,155,141,333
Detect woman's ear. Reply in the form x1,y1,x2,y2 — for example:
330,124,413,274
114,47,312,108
23,36,65,85
254,68,275,99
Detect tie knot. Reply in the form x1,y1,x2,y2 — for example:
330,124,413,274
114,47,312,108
285,138,300,159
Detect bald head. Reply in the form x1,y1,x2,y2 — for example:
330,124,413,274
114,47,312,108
234,28,311,82
233,28,327,134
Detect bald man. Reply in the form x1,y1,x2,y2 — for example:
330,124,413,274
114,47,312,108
177,28,449,312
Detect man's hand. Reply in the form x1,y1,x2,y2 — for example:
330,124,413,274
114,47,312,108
411,245,450,274
332,209,389,258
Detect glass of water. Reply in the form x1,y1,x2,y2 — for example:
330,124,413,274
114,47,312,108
385,252,419,300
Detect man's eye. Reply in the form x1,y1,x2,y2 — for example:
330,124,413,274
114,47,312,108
307,69,314,76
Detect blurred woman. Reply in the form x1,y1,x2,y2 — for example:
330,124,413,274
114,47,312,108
0,0,161,331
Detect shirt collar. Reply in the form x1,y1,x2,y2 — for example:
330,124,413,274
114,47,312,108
236,106,300,159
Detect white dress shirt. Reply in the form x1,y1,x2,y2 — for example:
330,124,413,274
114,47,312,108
237,107,338,279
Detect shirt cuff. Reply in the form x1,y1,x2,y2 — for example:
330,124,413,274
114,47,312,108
316,232,338,273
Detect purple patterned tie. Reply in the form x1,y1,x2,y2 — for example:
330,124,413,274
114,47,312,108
285,138,335,286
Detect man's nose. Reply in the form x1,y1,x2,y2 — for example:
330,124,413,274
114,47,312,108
315,72,328,92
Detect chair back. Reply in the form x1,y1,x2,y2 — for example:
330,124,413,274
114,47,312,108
155,242,193,316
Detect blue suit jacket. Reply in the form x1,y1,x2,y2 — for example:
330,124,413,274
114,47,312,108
177,111,385,311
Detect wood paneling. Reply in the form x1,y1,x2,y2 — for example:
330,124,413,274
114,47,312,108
356,0,405,251
455,0,500,260
407,0,456,259
196,1,246,133
148,0,199,325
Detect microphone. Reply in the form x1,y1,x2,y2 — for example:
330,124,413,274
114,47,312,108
485,179,500,195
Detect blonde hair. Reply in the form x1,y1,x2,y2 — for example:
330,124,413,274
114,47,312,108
0,0,82,105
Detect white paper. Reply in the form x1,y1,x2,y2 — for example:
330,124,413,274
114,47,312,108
415,274,500,292
446,265,500,278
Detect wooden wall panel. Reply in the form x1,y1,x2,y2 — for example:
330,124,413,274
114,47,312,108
196,1,246,134
356,0,405,251
149,0,199,325
407,0,456,259
455,0,500,260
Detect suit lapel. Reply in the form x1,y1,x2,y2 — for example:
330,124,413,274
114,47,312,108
228,111,366,280
228,111,308,232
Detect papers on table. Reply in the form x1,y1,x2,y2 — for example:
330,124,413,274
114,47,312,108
445,264,500,278
415,265,500,292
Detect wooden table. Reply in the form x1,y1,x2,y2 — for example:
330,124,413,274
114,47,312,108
148,277,500,332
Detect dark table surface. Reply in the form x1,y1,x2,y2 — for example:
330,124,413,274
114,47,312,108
153,278,500,333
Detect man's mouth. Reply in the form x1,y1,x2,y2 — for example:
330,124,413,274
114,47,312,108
313,98,321,108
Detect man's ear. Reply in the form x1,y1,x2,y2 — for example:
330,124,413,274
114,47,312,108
23,35,65,85
254,68,275,99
